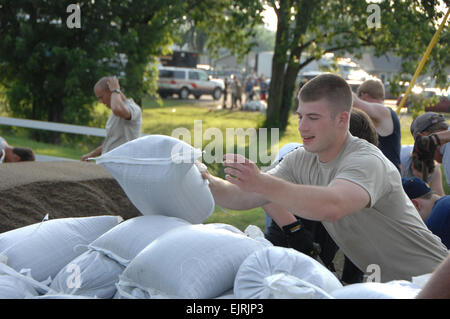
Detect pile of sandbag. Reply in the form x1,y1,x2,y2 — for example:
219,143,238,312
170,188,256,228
0,135,429,299
0,215,122,298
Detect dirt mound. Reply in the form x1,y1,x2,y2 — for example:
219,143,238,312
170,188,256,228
0,161,141,233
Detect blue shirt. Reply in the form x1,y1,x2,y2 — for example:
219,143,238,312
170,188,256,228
426,195,450,249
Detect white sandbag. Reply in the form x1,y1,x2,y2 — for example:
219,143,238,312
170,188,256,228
31,295,94,299
0,216,122,282
50,250,124,299
89,215,190,266
244,225,273,247
0,274,38,299
215,289,235,299
94,135,215,224
330,281,422,299
116,224,266,299
234,246,342,299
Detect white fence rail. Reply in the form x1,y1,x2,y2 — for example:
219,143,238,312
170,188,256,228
0,116,107,162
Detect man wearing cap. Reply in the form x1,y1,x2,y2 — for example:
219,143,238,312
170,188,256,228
402,177,450,249
410,112,450,186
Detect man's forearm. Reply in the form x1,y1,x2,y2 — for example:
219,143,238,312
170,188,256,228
256,173,368,222
208,175,268,210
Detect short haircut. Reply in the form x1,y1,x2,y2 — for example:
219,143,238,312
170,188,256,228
94,77,110,92
298,73,353,114
12,147,35,161
357,79,385,100
349,108,379,146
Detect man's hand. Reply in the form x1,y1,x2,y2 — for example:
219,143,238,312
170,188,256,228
107,76,120,92
223,153,264,193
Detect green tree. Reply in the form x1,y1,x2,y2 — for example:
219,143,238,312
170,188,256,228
0,0,263,142
265,0,449,131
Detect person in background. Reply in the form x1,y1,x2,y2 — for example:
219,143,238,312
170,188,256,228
81,76,142,161
231,75,242,109
0,136,35,163
352,79,401,172
411,112,450,187
402,177,449,249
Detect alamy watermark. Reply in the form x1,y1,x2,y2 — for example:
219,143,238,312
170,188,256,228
66,4,81,29
171,120,280,166
367,3,381,29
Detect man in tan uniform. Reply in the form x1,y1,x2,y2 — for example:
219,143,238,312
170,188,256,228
201,73,447,282
81,76,142,161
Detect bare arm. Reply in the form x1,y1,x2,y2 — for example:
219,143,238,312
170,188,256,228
352,93,392,135
81,144,103,161
416,255,450,299
224,154,371,222
107,77,131,120
263,203,298,228
202,171,269,210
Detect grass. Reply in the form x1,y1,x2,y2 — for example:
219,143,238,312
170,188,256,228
0,98,448,231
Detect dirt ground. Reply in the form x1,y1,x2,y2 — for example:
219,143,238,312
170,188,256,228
0,161,141,233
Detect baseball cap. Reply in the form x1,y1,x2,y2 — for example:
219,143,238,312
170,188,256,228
401,177,431,199
410,112,446,138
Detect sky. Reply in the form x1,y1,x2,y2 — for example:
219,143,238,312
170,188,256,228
261,2,448,32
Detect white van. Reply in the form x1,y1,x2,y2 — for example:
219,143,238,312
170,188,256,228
157,66,224,100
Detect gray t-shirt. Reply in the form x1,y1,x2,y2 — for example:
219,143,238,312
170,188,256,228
268,134,448,282
102,99,142,154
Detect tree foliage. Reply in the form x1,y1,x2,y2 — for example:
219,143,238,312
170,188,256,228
0,0,262,142
265,0,449,131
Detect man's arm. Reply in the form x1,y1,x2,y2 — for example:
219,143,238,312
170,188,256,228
107,77,131,120
201,169,269,210
416,254,450,299
81,144,103,161
352,93,392,134
223,154,371,222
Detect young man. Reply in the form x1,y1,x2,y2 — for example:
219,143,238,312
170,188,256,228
352,79,401,172
81,76,142,161
402,177,449,249
201,73,447,282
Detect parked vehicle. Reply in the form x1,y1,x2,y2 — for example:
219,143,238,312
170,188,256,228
157,66,225,100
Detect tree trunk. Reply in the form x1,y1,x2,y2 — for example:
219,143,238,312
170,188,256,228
264,0,291,130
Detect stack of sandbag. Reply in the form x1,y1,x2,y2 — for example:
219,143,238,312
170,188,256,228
0,268,39,299
94,135,215,224
115,224,268,299
234,246,343,299
49,215,190,298
0,216,122,283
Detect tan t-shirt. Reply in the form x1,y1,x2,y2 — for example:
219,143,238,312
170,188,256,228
268,134,448,282
102,99,142,154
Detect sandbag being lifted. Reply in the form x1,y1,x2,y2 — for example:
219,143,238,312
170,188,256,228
116,224,267,299
94,135,215,224
0,216,122,282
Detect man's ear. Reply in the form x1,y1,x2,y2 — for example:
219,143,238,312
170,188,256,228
339,111,350,127
411,198,422,211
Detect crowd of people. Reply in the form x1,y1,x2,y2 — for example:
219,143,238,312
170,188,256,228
223,73,269,109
